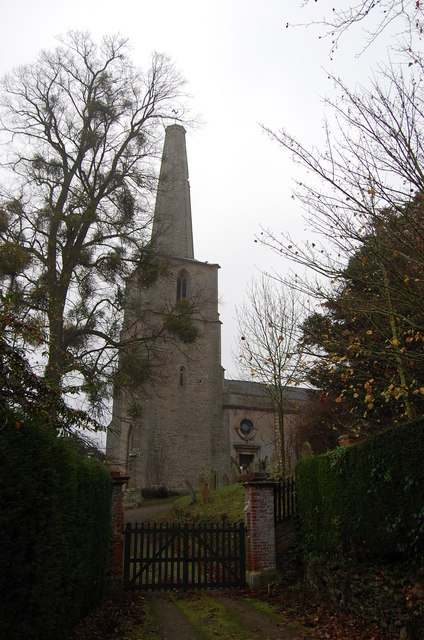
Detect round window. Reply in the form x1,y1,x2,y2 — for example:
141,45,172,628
239,419,253,437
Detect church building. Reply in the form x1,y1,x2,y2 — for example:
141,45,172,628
106,125,308,494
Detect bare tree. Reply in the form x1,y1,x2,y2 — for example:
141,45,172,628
0,32,192,425
295,0,424,54
260,60,424,424
235,275,307,476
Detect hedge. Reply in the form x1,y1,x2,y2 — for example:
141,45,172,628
0,410,112,640
295,416,424,559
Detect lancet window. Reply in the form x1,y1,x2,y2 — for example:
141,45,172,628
179,366,185,387
176,269,189,301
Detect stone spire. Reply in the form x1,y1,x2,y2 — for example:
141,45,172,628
151,124,194,259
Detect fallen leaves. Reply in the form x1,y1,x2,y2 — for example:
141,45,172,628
262,588,398,640
70,592,146,640
70,579,405,640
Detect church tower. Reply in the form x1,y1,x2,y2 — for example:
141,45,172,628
106,125,229,493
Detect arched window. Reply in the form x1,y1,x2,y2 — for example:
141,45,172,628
126,424,134,479
176,269,189,301
179,366,185,387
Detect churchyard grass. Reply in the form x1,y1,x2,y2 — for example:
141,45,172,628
145,483,245,525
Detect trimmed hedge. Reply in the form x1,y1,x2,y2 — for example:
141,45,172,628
0,410,112,640
295,416,424,559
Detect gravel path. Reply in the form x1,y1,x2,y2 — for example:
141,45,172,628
124,502,176,525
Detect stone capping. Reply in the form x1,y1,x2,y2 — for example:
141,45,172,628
240,471,276,485
110,468,130,486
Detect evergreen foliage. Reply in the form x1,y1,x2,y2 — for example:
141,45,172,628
0,293,96,431
301,203,424,434
296,416,424,559
261,36,424,436
164,297,200,343
0,409,112,640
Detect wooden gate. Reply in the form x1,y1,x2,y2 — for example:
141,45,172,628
123,521,246,590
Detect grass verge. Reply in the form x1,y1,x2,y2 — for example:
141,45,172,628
244,597,281,623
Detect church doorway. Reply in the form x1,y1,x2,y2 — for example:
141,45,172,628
238,453,254,471
234,444,259,472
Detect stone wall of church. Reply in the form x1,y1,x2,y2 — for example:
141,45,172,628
227,405,276,470
106,124,309,496
139,318,225,491
223,381,310,476
107,258,230,492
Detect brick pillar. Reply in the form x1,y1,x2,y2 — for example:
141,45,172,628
243,477,278,588
109,469,130,581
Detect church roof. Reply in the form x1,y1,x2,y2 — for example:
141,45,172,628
223,379,311,403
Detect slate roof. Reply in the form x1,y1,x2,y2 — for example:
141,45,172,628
223,379,312,402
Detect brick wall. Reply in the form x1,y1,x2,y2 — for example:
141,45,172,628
244,479,277,587
109,470,130,578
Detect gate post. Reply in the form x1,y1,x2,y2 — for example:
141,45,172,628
243,476,278,589
109,469,130,586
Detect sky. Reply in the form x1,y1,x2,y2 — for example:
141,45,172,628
0,1,392,385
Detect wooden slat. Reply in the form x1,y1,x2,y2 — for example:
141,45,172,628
123,522,131,587
123,521,246,591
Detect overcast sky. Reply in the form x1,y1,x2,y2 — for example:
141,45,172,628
0,0,392,380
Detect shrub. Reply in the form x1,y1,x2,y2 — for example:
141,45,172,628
0,409,112,639
295,416,424,559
